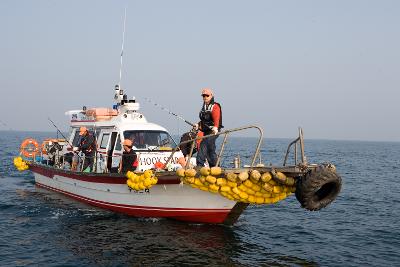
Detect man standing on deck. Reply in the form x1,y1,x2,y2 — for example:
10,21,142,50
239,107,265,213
119,139,138,173
76,126,96,172
194,88,223,167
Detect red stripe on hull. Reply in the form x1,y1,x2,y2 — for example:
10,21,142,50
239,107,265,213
35,182,230,224
29,164,180,185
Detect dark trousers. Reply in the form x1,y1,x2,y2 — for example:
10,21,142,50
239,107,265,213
82,152,95,172
196,135,218,167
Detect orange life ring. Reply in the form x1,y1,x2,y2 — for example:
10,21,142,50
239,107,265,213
41,138,60,154
20,138,40,158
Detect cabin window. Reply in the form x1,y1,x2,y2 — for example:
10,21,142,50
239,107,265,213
100,133,110,149
123,130,176,150
115,134,122,151
71,130,81,146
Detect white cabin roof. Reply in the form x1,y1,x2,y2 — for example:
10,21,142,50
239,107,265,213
66,110,168,133
65,88,170,134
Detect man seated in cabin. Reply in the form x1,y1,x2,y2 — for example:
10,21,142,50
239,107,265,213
119,139,138,173
62,152,74,169
75,126,96,172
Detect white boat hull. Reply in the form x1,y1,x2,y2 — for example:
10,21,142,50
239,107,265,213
30,164,246,224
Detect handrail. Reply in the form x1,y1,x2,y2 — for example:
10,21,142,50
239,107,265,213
36,125,265,172
165,125,264,169
283,127,307,166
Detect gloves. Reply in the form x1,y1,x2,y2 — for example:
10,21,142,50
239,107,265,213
73,147,79,152
212,126,218,135
193,123,199,130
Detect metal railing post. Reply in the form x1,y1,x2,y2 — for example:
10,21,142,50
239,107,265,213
215,133,228,167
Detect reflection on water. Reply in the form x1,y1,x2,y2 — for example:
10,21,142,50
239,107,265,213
55,211,316,266
30,186,317,266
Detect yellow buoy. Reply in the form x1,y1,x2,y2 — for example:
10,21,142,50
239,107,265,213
285,177,295,186
210,167,222,176
274,171,287,184
209,184,220,191
185,169,197,177
227,181,237,187
226,172,237,182
250,170,261,181
143,170,153,179
255,197,264,204
243,180,254,188
200,167,210,176
239,191,249,200
176,168,186,177
220,186,231,192
194,178,204,186
261,172,272,182
216,178,227,186
206,175,217,184
232,187,240,195
238,171,249,181
263,183,273,192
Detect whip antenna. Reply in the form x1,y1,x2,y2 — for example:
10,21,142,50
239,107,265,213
118,8,127,87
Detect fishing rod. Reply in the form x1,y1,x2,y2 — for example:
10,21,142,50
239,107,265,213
47,118,84,160
47,118,71,145
144,98,196,127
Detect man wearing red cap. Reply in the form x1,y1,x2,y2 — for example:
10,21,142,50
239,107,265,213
195,88,223,167
119,139,138,173
77,126,96,172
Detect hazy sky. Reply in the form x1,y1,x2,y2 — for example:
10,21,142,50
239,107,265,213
0,1,399,141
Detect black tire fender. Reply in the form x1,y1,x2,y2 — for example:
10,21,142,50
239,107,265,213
295,166,342,211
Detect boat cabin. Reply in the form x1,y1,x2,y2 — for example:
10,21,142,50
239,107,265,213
62,86,185,173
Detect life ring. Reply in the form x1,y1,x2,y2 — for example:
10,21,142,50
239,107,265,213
295,164,342,211
20,138,40,158
41,138,62,154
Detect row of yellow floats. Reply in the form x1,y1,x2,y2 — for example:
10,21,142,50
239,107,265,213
125,166,296,205
176,167,296,204
14,154,294,205
126,170,158,191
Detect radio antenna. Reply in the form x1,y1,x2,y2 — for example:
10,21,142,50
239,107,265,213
118,8,127,88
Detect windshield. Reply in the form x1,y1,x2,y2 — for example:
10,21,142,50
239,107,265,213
123,130,177,150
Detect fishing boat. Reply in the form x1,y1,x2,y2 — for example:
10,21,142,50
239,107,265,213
12,12,342,224
13,84,342,225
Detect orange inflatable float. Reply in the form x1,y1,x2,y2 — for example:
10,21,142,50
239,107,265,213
41,138,64,154
20,138,40,158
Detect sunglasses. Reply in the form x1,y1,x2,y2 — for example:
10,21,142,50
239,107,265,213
201,94,210,97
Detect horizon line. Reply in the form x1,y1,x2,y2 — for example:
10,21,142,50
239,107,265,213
1,129,399,143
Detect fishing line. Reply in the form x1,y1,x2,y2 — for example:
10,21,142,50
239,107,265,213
48,118,83,161
144,97,196,127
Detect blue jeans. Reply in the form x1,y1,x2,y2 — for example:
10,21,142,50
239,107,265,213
196,135,218,167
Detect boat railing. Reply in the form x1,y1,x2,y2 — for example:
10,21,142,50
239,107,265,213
31,125,306,172
283,127,307,166
165,125,264,169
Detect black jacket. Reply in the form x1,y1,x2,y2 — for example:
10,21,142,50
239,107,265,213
79,133,96,155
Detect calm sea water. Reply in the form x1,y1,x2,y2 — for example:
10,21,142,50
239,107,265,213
0,131,399,266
